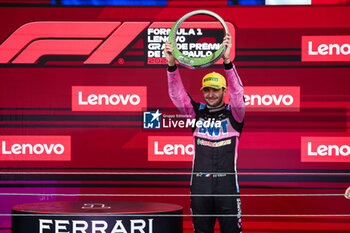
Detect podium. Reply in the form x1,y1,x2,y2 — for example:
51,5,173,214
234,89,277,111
12,201,183,233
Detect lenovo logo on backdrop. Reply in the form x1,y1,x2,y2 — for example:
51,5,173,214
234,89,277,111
0,136,71,161
301,137,350,162
148,136,193,162
243,86,300,112
72,86,147,111
302,36,350,61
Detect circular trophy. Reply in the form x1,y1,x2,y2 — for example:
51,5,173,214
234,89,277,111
168,10,229,69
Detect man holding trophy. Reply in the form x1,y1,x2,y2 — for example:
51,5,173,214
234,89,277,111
164,12,245,232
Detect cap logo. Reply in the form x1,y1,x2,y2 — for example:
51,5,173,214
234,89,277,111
204,77,219,82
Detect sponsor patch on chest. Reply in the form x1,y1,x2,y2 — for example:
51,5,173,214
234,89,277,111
197,138,231,147
197,119,229,137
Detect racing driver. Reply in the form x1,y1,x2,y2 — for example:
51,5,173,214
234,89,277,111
164,34,245,233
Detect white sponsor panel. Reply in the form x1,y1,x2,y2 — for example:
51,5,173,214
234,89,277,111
266,0,311,5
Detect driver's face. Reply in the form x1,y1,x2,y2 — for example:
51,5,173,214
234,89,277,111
202,87,226,107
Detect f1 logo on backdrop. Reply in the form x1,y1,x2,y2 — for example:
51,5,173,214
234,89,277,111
0,21,148,64
0,136,71,161
243,86,300,112
302,36,350,62
301,137,350,163
72,86,147,111
0,21,235,65
148,136,193,162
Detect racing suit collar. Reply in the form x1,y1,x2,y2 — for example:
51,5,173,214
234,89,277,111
207,103,225,112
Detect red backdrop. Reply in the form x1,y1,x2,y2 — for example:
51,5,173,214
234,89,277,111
0,4,349,233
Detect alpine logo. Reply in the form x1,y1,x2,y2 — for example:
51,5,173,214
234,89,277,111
0,136,71,161
0,21,235,66
72,86,147,112
302,36,350,62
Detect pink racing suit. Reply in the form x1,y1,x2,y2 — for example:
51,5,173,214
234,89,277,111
167,62,245,233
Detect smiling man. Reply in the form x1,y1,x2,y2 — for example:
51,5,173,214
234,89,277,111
164,34,245,233
201,72,228,107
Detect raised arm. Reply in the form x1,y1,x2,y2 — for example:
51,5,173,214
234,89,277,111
345,186,350,199
164,41,195,118
225,63,245,122
222,33,245,123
